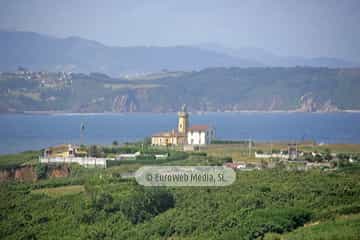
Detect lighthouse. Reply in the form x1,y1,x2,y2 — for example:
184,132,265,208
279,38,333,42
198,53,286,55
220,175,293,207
178,104,189,134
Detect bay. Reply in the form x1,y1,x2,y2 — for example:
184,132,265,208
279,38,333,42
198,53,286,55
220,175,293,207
0,112,360,154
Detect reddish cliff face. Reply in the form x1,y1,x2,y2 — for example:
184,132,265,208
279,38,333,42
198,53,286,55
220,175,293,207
0,169,14,182
49,166,70,178
0,165,70,182
0,165,37,182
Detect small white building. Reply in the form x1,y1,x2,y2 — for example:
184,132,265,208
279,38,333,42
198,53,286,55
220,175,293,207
155,153,169,159
187,125,215,145
117,151,141,160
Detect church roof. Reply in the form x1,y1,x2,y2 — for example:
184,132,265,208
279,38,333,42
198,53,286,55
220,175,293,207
188,125,210,132
152,130,185,137
45,144,78,153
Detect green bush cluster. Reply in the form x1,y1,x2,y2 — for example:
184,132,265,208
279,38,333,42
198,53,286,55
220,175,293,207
34,163,47,179
119,188,175,224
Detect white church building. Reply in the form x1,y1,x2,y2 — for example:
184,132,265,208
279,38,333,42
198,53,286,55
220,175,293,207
151,105,215,146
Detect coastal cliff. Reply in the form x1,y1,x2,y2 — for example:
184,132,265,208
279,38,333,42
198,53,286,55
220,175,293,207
1,67,360,113
0,165,70,182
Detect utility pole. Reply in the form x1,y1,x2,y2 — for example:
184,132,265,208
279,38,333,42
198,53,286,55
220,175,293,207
80,122,85,145
270,140,273,164
248,138,252,157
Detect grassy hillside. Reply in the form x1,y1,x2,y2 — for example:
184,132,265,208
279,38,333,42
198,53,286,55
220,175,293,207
0,151,40,169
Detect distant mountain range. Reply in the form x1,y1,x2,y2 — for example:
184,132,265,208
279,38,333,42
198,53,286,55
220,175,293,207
0,30,260,76
0,30,358,76
195,43,358,68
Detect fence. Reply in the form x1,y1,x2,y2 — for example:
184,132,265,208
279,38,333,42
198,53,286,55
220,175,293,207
39,157,110,168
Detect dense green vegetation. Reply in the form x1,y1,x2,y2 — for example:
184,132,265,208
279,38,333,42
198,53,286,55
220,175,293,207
1,160,360,239
1,67,360,113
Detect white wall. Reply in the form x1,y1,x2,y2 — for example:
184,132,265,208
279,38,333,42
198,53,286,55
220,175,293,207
187,128,215,145
39,157,108,167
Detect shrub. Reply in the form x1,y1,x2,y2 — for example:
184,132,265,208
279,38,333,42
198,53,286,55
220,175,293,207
93,192,114,211
167,151,189,161
314,154,323,162
35,163,48,179
337,153,350,160
189,152,207,157
338,159,351,168
336,204,360,215
136,155,156,161
103,146,140,155
223,156,233,163
88,145,104,158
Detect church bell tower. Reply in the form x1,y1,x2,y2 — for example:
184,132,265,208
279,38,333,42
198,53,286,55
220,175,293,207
178,104,189,134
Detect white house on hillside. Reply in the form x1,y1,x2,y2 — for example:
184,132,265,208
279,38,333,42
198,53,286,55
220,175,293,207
187,125,215,145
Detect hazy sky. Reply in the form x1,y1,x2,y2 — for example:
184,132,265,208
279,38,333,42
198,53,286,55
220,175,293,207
1,0,360,61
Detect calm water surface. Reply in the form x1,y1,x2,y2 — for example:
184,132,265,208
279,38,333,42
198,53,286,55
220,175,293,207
1,112,360,154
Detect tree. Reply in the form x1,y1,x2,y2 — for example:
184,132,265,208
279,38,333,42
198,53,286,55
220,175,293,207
35,163,47,179
337,153,349,161
314,154,323,162
303,152,314,162
93,192,114,211
112,140,118,146
120,188,174,224
143,137,152,145
324,151,332,161
88,145,103,158
223,156,233,163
